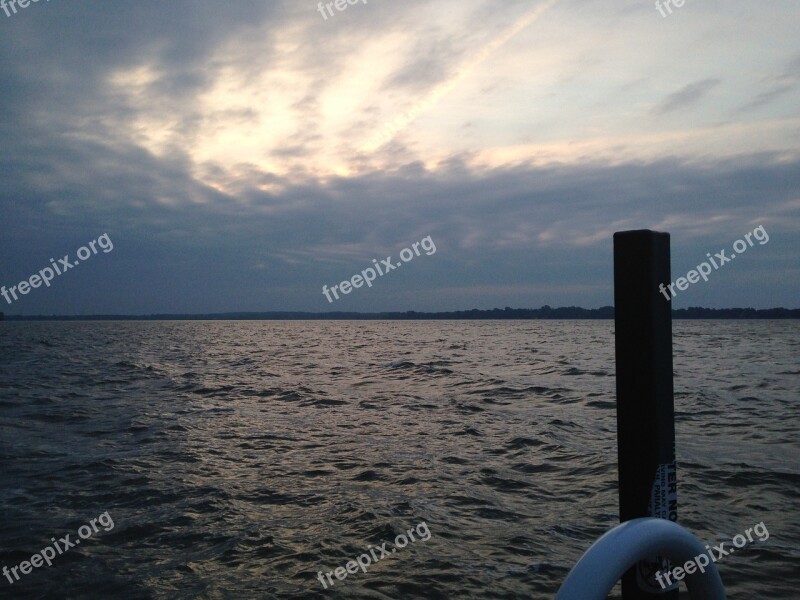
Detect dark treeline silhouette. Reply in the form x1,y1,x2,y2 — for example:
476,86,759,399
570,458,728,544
3,306,799,320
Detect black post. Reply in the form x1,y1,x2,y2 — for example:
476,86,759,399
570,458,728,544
614,230,677,599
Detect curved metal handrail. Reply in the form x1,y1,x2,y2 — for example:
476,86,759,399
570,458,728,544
556,517,726,600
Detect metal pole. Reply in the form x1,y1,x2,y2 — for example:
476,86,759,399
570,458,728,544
614,230,677,599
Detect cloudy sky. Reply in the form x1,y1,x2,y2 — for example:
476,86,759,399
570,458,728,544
1,0,798,315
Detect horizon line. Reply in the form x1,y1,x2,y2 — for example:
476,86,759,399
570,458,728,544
2,305,799,321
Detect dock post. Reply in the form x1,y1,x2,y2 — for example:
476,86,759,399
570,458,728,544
613,230,678,599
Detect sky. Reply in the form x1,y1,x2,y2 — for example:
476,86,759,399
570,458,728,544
0,0,798,315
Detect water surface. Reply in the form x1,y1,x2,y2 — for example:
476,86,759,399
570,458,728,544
1,320,798,598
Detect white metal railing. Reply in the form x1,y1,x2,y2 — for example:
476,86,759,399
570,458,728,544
556,517,726,600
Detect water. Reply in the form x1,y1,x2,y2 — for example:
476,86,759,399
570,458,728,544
1,320,798,599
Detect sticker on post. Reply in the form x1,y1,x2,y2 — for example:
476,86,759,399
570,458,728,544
636,462,678,592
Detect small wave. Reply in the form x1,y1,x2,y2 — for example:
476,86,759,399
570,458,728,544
352,470,386,482
507,437,546,449
306,398,348,407
454,426,481,436
385,360,415,368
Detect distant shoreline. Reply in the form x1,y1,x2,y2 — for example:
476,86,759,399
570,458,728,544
2,306,799,321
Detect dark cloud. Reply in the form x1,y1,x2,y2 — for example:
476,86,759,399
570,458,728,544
652,78,721,115
384,40,459,92
2,120,798,314
0,1,798,314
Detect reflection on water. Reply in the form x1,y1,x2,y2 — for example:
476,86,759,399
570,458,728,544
0,320,798,598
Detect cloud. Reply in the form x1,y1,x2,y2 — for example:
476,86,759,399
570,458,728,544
2,120,798,313
358,0,560,153
0,0,798,314
652,78,721,115
740,52,800,111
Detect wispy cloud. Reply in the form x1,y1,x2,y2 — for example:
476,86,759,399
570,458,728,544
652,78,721,115
358,0,559,153
740,52,800,111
